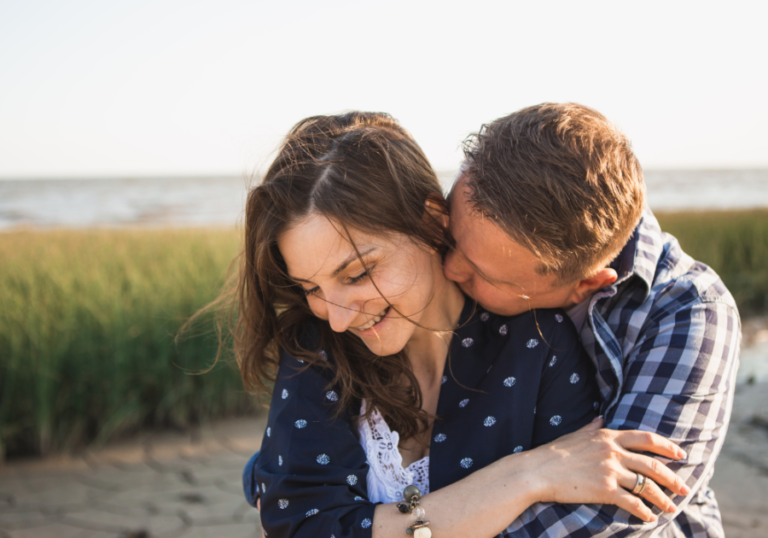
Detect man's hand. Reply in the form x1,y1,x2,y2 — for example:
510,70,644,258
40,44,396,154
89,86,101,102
526,418,689,522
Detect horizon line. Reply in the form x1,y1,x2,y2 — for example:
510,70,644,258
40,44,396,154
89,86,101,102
3,167,768,182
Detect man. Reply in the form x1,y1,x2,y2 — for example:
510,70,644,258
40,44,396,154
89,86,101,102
444,103,740,537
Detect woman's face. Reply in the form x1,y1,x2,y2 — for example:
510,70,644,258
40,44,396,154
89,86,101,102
278,212,444,357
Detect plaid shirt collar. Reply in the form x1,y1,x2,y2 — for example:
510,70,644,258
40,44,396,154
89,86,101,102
609,207,663,298
582,208,669,410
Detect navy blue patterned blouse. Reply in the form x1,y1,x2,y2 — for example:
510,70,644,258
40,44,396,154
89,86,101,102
243,299,600,537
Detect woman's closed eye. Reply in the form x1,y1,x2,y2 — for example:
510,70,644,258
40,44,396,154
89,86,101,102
300,267,373,297
346,269,370,285
302,286,320,297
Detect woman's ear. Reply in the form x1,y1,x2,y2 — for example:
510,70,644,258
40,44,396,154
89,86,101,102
424,196,449,230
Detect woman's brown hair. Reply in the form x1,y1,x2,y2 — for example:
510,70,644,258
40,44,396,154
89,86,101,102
222,112,449,441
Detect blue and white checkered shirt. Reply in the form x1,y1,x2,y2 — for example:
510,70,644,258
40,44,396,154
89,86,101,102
504,209,741,538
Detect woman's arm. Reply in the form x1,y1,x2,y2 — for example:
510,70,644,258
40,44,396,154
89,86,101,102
255,350,687,538
254,351,376,537
372,419,688,538
369,313,685,538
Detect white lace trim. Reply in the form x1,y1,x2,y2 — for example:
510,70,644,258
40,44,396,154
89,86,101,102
357,401,430,504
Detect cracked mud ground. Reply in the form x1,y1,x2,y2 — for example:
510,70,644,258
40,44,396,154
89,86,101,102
0,416,267,538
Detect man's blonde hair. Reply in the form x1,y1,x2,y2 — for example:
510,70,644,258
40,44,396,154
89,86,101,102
461,103,646,283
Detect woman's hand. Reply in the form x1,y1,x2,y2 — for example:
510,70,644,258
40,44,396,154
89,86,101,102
524,417,690,522
373,418,689,537
262,418,688,538
256,500,266,538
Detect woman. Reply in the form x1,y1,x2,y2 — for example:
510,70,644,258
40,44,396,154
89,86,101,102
229,112,687,537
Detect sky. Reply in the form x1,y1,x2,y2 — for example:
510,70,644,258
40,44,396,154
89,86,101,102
1,0,767,178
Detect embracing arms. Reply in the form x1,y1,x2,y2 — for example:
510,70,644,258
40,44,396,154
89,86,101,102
371,422,688,538
248,344,690,538
247,420,687,538
504,300,741,538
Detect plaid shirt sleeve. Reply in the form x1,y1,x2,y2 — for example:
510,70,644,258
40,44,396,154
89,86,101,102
502,276,741,537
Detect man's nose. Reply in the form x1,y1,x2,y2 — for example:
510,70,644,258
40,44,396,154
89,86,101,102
443,250,471,283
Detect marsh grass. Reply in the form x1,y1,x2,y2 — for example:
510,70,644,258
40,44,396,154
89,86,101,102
1,210,767,459
656,209,768,314
0,228,250,459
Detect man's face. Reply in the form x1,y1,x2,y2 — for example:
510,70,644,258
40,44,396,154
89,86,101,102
444,176,577,316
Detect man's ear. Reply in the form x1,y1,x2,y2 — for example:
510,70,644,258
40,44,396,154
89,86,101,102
569,268,618,305
424,196,449,230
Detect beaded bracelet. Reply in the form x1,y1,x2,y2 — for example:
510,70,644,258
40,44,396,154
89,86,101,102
396,485,431,537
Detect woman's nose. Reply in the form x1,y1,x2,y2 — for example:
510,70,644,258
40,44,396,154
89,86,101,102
324,292,359,333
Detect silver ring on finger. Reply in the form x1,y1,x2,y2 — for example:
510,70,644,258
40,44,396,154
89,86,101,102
632,473,648,495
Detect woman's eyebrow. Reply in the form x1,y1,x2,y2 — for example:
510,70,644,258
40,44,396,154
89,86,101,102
331,246,376,277
289,246,377,283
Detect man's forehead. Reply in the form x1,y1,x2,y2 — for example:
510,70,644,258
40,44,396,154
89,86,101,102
449,178,481,230
450,184,504,246
448,173,472,208
449,180,544,277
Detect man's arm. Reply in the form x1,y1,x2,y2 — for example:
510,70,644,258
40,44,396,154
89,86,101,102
503,298,741,538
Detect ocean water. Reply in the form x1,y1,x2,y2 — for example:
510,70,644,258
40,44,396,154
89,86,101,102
643,169,768,211
1,169,767,230
0,176,251,229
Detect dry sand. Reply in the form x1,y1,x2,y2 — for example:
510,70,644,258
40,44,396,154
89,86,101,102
709,380,768,537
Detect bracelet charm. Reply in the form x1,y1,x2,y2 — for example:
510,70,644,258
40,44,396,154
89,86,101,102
398,485,431,537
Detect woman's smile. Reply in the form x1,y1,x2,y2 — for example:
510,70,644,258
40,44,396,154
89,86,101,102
278,212,460,357
353,306,391,333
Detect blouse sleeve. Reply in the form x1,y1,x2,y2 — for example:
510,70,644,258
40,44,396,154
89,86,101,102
531,310,601,447
249,349,376,538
